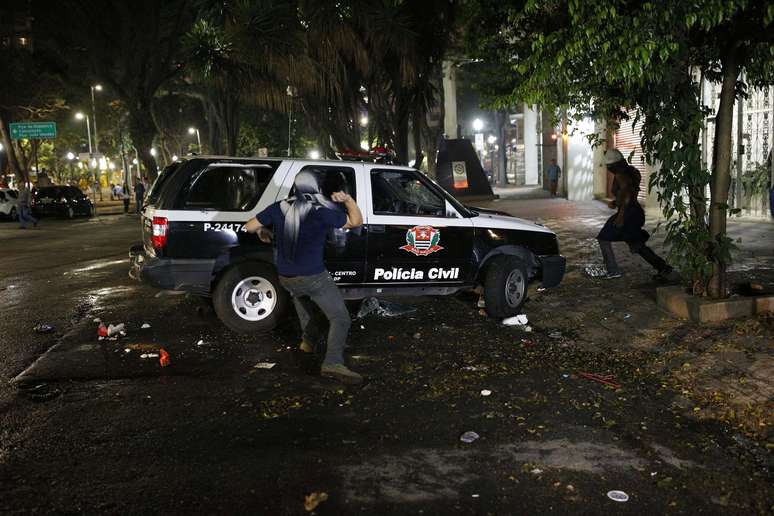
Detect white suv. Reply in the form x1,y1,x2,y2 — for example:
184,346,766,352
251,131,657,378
0,188,19,221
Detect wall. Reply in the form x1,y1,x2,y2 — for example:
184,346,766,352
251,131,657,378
523,104,540,185
558,117,595,201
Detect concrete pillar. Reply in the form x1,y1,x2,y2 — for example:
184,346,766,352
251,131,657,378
593,119,608,199
523,104,539,185
442,61,458,139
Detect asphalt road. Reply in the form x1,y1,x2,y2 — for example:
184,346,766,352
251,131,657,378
0,209,771,515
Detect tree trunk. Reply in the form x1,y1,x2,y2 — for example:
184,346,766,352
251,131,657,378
707,46,739,299
0,111,26,185
412,111,424,170
128,108,159,180
496,109,508,185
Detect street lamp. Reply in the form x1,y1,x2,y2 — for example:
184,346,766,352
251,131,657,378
188,127,202,153
487,135,497,144
75,112,93,154
90,84,102,154
359,115,368,127
472,118,484,132
150,147,157,157
308,149,320,160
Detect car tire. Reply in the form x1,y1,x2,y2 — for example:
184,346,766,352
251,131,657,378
483,255,529,318
9,207,17,221
213,262,289,334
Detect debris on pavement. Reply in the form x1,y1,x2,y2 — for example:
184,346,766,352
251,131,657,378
477,296,486,308
159,348,171,367
460,431,480,443
607,490,629,502
97,322,108,338
140,353,160,359
480,389,492,397
107,323,126,337
356,297,417,318
502,314,528,326
254,362,277,370
530,468,543,475
623,313,632,320
33,323,55,334
304,491,328,512
141,323,151,329
579,372,621,390
548,331,563,339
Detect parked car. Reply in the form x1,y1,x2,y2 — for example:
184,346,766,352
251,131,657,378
32,186,94,219
0,188,19,220
130,157,566,333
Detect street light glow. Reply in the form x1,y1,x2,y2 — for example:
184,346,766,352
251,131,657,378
188,127,196,135
0,143,3,152
360,141,370,151
172,155,178,162
132,158,138,165
93,84,102,91
487,135,497,144
473,118,484,132
66,151,75,160
359,116,368,127
308,149,320,160
150,148,157,157
75,112,85,120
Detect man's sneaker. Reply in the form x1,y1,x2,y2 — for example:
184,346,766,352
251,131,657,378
602,271,623,279
320,363,363,384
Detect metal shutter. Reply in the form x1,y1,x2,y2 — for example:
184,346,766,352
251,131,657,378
615,111,648,201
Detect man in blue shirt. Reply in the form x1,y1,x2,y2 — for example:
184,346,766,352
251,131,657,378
547,158,561,196
245,172,363,384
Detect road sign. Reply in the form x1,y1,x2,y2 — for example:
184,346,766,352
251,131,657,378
9,121,57,140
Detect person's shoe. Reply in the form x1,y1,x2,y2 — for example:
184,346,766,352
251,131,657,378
602,271,623,279
654,267,680,283
298,340,313,353
320,363,363,384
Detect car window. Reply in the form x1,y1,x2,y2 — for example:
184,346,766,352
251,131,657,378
7,190,18,199
37,187,61,198
184,165,274,211
147,162,180,205
289,165,357,199
370,169,446,217
66,187,83,197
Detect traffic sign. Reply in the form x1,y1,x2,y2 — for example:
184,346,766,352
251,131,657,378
9,121,57,140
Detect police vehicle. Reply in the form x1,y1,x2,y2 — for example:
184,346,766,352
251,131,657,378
129,157,565,333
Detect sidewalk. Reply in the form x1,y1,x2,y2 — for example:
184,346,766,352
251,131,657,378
93,199,139,216
479,196,774,442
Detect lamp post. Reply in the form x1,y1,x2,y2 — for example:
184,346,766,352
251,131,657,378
75,112,92,154
286,85,296,157
66,151,75,184
90,84,102,154
188,127,202,153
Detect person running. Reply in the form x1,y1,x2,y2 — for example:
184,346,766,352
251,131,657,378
17,183,38,229
597,149,676,281
245,171,364,384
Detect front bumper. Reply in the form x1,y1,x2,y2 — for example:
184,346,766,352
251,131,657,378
539,255,566,288
129,244,215,296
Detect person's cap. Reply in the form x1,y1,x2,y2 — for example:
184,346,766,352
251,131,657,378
605,148,626,165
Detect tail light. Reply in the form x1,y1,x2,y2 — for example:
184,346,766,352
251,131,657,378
151,216,168,250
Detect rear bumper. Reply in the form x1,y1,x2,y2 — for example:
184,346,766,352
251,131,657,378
538,255,566,288
129,244,215,296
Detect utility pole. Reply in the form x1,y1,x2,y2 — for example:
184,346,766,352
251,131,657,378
90,84,102,154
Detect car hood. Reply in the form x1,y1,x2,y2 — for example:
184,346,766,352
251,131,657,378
469,210,553,234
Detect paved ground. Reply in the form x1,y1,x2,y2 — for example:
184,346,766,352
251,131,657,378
0,201,771,515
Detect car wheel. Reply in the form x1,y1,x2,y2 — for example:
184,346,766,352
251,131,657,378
213,262,289,334
9,207,17,221
483,255,529,318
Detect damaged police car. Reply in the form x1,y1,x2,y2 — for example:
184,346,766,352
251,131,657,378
130,157,565,333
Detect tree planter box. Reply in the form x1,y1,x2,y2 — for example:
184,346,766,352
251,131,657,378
656,286,774,323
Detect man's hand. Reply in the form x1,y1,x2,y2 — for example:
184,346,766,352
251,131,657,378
257,227,273,244
244,217,262,234
331,191,352,203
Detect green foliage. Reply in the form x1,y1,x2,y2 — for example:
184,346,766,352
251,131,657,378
740,162,772,197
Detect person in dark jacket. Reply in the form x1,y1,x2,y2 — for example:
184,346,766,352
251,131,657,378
134,180,146,214
597,148,676,281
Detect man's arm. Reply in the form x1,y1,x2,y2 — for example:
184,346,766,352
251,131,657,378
331,192,362,229
245,213,273,243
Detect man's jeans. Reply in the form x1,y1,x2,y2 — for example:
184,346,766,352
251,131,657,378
279,271,350,366
598,239,668,274
18,205,38,228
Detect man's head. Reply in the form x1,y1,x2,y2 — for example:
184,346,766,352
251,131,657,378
605,148,628,173
550,158,556,165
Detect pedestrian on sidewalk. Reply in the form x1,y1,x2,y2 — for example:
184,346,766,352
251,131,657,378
245,171,364,384
547,158,561,196
17,183,38,229
119,183,130,214
134,180,146,214
109,183,116,200
597,148,676,281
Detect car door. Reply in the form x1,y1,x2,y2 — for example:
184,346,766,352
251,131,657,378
277,162,368,285
364,165,474,286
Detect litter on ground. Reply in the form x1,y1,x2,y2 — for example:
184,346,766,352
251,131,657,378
304,492,328,512
460,431,480,443
357,297,417,318
254,362,277,370
607,490,629,502
33,324,55,334
503,314,529,326
579,372,621,389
